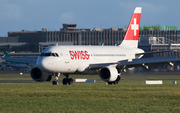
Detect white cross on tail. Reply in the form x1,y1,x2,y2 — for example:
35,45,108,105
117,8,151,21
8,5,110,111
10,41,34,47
131,18,138,36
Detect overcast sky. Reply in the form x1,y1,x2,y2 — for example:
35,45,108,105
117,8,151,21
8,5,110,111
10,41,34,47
0,0,179,36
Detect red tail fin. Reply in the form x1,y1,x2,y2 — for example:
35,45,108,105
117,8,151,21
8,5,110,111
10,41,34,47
120,7,142,48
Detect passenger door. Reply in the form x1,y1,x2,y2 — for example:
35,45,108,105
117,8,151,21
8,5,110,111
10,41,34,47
62,48,69,63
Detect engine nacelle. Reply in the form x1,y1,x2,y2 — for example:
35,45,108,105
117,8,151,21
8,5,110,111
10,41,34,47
99,66,119,82
30,67,50,82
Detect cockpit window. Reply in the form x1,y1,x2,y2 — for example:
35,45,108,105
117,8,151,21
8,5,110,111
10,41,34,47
52,53,56,57
40,52,59,57
55,53,59,57
40,53,45,56
45,53,51,56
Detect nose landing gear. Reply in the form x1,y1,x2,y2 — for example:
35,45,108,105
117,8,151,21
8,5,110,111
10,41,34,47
52,73,60,85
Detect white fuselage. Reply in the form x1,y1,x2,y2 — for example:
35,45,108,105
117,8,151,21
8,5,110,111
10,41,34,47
36,45,144,73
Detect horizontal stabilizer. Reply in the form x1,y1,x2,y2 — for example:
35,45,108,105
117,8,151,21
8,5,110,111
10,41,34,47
136,50,177,56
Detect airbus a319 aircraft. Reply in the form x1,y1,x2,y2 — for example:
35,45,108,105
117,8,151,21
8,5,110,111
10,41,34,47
2,7,180,85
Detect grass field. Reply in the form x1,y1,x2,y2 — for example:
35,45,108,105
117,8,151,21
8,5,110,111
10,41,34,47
0,73,180,113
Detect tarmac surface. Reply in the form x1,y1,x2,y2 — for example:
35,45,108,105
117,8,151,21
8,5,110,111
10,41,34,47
0,70,29,74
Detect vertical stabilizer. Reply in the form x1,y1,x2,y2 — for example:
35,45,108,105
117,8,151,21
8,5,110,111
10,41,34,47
3,51,11,58
120,7,142,48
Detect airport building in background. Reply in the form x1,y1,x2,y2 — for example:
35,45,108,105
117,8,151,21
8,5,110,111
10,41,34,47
0,23,180,58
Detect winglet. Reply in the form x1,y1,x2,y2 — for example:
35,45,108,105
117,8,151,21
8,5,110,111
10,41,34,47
120,7,142,48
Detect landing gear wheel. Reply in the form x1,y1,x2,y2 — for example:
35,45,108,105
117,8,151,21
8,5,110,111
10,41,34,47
52,73,60,85
46,75,52,81
113,81,119,84
68,78,73,85
108,82,113,85
52,81,59,85
63,74,73,85
107,75,121,85
62,78,68,85
114,75,121,84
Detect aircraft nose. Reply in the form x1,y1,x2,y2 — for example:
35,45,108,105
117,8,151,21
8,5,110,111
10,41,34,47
37,57,51,71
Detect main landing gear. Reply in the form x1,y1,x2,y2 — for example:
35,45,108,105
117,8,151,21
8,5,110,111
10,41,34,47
107,75,121,85
62,74,73,85
52,73,73,85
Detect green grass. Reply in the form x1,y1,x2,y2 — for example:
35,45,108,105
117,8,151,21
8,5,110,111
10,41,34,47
0,74,180,113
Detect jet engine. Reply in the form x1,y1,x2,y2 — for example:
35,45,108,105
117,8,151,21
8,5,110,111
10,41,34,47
30,67,51,82
99,66,119,82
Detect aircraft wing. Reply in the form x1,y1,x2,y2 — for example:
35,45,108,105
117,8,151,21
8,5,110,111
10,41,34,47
89,56,180,69
118,56,180,69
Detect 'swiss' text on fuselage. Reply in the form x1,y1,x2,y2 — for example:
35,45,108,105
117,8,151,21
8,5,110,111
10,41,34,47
69,50,90,60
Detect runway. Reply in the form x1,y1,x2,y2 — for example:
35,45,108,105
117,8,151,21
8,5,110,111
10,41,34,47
0,70,29,74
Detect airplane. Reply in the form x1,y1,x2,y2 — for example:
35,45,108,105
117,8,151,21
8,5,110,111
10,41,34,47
1,51,37,69
1,51,28,68
2,7,180,85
